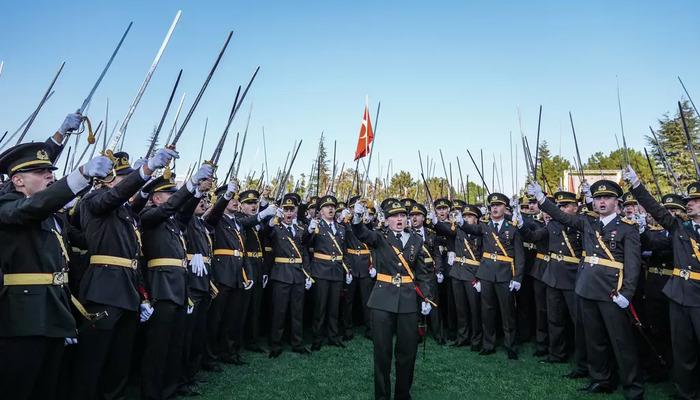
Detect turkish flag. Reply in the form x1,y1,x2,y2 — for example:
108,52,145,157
354,104,374,160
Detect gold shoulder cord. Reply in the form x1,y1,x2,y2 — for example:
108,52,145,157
391,245,437,307
51,228,91,319
463,238,477,260
232,229,251,285
593,231,623,291
490,231,515,277
285,235,315,283
561,229,576,258
326,231,350,273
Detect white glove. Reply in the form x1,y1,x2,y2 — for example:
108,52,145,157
509,280,522,292
428,211,437,225
624,165,640,188
59,112,82,134
421,301,432,316
472,280,481,293
527,181,545,202
262,275,269,289
377,211,385,223
447,251,456,266
340,209,351,221
81,155,114,178
133,157,147,171
189,253,208,277
513,208,524,228
369,267,377,278
140,302,154,322
581,180,592,197
345,273,353,285
436,272,444,284
308,218,319,233
64,337,78,346
479,206,488,215
147,148,179,170
612,293,630,308
191,164,214,184
354,202,365,215
454,212,464,226
305,277,313,290
258,204,277,221
227,179,239,196
635,213,647,234
244,280,255,291
187,304,194,314
509,196,519,210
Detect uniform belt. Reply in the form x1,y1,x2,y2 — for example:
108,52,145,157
455,256,480,266
523,242,536,250
425,257,434,263
146,258,187,268
548,252,580,264
536,253,550,262
71,247,88,255
673,268,700,281
583,256,623,270
313,253,342,262
213,249,243,257
274,257,303,264
90,255,138,269
186,254,212,264
264,246,273,252
3,272,69,286
347,249,371,256
648,266,673,276
376,273,412,286
482,252,514,263
246,252,263,258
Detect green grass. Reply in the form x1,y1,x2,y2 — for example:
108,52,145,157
182,334,676,400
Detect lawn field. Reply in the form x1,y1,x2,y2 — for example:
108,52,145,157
180,334,676,400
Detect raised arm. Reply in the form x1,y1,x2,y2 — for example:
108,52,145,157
140,184,194,228
630,183,676,232
83,169,148,216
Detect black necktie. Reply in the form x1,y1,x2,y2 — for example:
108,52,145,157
288,226,294,236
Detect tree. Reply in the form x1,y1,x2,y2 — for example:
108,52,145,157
388,170,415,198
535,140,572,193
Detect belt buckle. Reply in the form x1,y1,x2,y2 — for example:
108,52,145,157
589,256,599,265
331,255,337,262
131,259,138,269
52,272,66,286
182,259,188,268
679,269,690,280
289,257,296,263
544,255,551,261
554,254,562,262
391,274,402,287
490,253,498,262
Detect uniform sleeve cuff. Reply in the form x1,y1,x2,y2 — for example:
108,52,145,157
66,169,90,194
139,165,151,180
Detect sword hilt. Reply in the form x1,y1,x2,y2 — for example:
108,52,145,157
162,144,176,180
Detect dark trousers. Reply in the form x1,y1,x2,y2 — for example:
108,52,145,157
245,261,265,348
438,276,457,339
342,275,373,337
481,280,516,351
642,296,671,379
532,279,549,352
312,278,342,345
451,278,482,345
269,280,306,351
371,309,418,400
183,294,211,383
0,336,64,400
573,294,589,374
141,300,186,400
207,285,251,357
546,286,576,361
71,305,138,400
516,273,535,342
580,297,644,399
669,300,700,400
426,279,442,341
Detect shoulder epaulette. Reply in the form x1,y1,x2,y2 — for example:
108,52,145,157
621,216,637,226
647,224,664,231
480,216,490,223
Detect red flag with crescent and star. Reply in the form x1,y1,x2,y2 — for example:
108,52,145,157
354,103,374,161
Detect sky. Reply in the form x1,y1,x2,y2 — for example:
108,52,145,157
1,0,699,194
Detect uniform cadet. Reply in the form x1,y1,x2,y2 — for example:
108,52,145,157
342,195,375,340
238,189,268,353
0,141,112,400
265,193,314,358
431,197,454,341
204,182,276,366
628,166,700,399
622,192,640,218
351,199,434,400
139,164,214,400
408,201,444,344
305,195,351,350
432,203,483,349
453,192,525,359
180,179,219,392
71,148,176,400
531,179,643,399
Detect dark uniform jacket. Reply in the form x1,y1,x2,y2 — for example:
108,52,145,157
238,211,266,281
413,226,442,277
521,214,545,279
457,218,526,284
632,184,700,306
204,196,259,289
79,170,148,311
352,222,432,314
640,226,673,300
305,219,347,282
343,219,372,278
264,220,310,284
183,197,213,296
434,221,481,282
140,184,195,306
540,198,641,301
0,178,78,337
